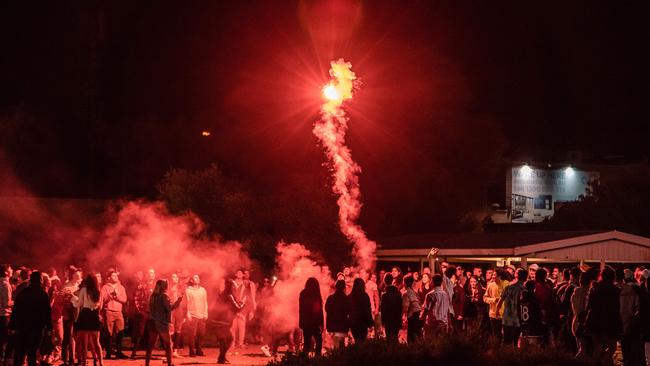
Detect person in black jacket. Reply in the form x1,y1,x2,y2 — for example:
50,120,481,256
9,271,52,366
299,278,323,356
325,280,349,349
214,280,241,364
349,278,373,343
380,274,402,342
584,266,621,365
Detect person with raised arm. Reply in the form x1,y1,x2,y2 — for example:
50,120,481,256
428,248,455,320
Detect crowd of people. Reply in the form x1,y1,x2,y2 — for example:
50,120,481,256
298,248,650,366
0,265,257,366
0,248,649,366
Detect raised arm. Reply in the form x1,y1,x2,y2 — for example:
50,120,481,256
427,247,440,274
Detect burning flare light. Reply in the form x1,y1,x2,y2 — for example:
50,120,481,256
314,59,376,271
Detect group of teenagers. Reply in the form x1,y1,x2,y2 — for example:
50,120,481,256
2,249,650,366
297,248,650,366
0,264,254,366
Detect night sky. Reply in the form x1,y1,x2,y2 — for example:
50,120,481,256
1,1,649,235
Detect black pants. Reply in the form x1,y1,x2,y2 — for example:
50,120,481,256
620,333,644,366
489,318,502,343
0,316,8,361
61,318,75,363
407,314,422,343
130,312,147,353
13,330,43,366
301,327,322,355
187,318,206,355
452,318,464,334
215,325,233,363
385,326,400,342
106,330,124,357
503,325,520,347
351,327,368,344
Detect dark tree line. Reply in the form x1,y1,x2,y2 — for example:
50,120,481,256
549,168,650,236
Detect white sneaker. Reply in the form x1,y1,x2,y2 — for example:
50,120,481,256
260,345,272,357
172,350,183,358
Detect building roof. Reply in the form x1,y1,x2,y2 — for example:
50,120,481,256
379,230,606,250
377,230,650,263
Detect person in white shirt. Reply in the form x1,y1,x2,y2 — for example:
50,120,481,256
71,275,104,366
231,270,247,349
185,275,207,357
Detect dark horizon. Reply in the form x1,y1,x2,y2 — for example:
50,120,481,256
1,1,649,237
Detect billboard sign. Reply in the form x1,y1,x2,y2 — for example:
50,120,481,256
511,166,599,223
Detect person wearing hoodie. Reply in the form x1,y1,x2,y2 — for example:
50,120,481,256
325,280,349,349
299,278,324,356
349,278,373,344
100,270,128,359
9,272,52,366
584,267,621,365
380,274,402,342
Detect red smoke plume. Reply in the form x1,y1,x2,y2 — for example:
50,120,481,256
263,242,331,334
314,59,377,271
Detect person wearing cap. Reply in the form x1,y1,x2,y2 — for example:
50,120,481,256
528,264,539,282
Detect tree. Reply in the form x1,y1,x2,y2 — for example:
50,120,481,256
157,164,351,272
548,167,650,236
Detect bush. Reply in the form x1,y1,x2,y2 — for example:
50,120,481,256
269,336,596,366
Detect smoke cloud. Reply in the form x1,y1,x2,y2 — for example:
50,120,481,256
1,150,250,289
87,201,250,284
262,242,329,334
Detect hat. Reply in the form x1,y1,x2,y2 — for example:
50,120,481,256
642,269,650,280
506,264,516,271
528,264,539,270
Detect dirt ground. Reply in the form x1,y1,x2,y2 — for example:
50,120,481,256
104,346,277,366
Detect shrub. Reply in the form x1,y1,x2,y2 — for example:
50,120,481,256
269,336,596,366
